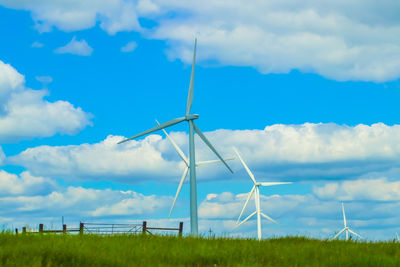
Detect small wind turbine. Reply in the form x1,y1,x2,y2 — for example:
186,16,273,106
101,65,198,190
332,203,362,241
234,148,292,241
118,39,233,236
156,120,234,217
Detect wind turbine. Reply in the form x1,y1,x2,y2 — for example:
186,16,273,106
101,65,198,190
118,39,233,236
156,120,234,218
234,148,292,241
332,203,362,241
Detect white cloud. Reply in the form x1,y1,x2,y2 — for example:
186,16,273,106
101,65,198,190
0,60,24,104
8,135,183,182
8,123,400,181
54,36,93,56
121,41,137,53
137,0,159,15
0,170,56,196
0,0,141,35
35,75,53,84
147,0,400,82
0,60,92,142
313,178,400,201
31,41,44,48
92,192,171,216
2,0,400,81
0,184,172,220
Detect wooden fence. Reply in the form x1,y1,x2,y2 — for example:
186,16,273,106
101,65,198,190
15,221,183,236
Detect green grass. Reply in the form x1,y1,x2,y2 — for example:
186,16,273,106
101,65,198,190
1,233,400,266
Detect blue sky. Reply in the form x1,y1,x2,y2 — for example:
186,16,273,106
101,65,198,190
1,1,400,240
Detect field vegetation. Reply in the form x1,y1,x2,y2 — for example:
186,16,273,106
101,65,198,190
1,233,400,266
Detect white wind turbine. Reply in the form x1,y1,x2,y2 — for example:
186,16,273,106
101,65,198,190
118,39,233,236
234,148,292,241
156,120,234,217
332,203,362,241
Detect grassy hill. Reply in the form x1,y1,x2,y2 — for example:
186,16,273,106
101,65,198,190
1,233,400,266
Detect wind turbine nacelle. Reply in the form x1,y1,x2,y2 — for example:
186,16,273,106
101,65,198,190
185,114,199,121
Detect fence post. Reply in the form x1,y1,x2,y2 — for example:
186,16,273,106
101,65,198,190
63,224,67,234
178,222,183,237
39,224,44,233
22,227,26,234
142,221,147,234
15,228,18,235
79,222,84,235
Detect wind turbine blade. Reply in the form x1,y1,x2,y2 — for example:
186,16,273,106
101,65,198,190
332,228,346,240
259,182,292,186
260,212,279,225
118,117,186,144
169,167,189,218
193,123,233,173
348,229,362,239
185,38,197,116
156,120,189,166
233,147,256,184
342,203,347,227
196,157,235,166
236,211,257,228
237,185,256,224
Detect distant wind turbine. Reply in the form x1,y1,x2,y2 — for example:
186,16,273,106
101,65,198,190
118,39,233,236
156,120,234,218
332,203,362,241
234,148,292,241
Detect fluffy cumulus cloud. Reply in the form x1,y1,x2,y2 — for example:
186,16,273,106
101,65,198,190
8,135,183,182
313,178,400,201
54,36,93,56
35,75,53,84
0,60,91,142
1,0,400,81
120,41,138,53
31,41,44,48
9,123,400,182
147,0,400,82
0,169,172,226
0,0,140,34
0,60,24,104
0,170,56,196
3,187,171,218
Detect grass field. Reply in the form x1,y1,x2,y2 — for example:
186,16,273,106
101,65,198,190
1,233,400,266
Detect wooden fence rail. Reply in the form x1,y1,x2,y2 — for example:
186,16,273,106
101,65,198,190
16,221,183,236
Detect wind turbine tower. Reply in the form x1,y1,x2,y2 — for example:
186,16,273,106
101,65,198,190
331,203,362,241
234,148,292,241
118,39,233,236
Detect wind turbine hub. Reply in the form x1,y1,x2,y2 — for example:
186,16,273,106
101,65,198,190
185,114,199,121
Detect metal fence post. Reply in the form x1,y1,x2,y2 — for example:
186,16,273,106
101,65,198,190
179,222,183,237
39,224,44,233
79,222,84,235
142,221,147,234
63,224,67,234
